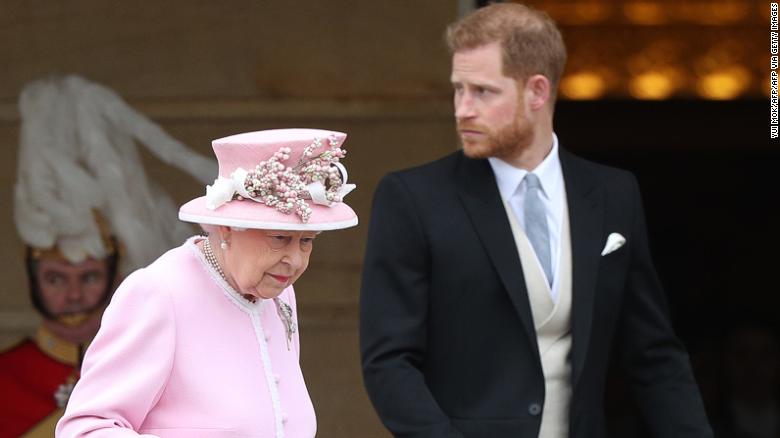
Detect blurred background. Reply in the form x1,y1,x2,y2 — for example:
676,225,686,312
0,0,774,437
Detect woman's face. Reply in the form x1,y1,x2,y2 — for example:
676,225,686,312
220,228,318,299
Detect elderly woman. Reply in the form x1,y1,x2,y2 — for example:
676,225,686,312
56,129,357,437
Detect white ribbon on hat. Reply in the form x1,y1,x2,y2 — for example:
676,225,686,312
305,162,355,206
205,164,355,211
205,168,250,210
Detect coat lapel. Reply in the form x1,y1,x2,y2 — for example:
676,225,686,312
455,155,541,361
560,149,604,387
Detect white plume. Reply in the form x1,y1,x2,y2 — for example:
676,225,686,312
14,75,217,275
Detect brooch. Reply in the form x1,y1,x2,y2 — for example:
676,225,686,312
274,298,297,350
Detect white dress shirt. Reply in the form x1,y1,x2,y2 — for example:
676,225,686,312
488,133,566,302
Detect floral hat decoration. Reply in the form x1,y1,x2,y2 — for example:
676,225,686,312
179,128,358,231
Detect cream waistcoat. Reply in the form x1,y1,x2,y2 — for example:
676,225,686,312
504,201,573,438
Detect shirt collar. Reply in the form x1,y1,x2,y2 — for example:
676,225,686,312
489,133,562,201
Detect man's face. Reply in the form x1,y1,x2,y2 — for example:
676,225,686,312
36,258,109,317
451,42,533,160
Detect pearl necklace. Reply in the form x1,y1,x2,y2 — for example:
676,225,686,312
202,238,226,281
202,238,256,303
201,237,295,348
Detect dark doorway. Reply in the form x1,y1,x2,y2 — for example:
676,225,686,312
555,99,778,437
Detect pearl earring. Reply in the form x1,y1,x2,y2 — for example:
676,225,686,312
220,240,229,250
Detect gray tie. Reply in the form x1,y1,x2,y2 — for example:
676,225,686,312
523,173,552,286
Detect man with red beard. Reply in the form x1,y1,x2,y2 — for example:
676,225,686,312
360,3,712,438
0,75,214,437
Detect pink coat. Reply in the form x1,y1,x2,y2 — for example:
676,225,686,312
56,237,316,437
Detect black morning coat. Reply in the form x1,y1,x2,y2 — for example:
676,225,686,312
360,148,713,438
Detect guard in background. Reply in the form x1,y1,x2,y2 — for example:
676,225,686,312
0,75,215,437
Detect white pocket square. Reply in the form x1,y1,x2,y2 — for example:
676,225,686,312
601,233,626,256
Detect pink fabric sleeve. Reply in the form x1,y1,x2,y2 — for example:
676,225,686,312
56,269,175,437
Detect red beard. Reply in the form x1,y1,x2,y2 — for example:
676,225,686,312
457,116,534,161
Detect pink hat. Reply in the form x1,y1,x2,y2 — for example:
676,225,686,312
179,128,358,231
